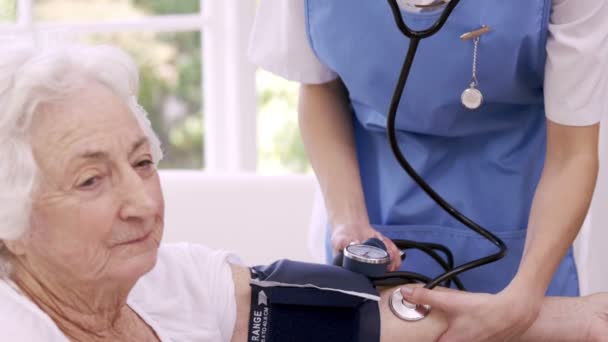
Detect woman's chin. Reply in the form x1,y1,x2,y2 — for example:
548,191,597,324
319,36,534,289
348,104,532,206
112,229,162,276
109,246,160,283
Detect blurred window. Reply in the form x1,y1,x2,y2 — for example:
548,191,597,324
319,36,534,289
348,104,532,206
83,31,203,169
34,0,199,21
1,0,310,173
0,0,16,23
257,70,310,174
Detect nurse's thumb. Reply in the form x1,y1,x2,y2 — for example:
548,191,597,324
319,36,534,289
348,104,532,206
400,286,453,312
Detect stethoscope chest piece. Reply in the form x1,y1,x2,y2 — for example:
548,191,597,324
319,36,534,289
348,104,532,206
389,288,431,321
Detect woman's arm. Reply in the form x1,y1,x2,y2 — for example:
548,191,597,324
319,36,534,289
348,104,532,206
228,263,448,342
509,120,599,308
299,80,402,269
230,264,252,342
298,80,370,233
230,264,607,341
402,121,601,341
381,286,608,342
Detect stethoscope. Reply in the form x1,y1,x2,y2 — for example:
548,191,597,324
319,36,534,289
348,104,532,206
334,0,508,322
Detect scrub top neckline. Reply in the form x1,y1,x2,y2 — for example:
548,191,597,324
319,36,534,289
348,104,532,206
399,0,457,21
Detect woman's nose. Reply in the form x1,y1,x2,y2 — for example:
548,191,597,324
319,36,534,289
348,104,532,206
118,172,158,221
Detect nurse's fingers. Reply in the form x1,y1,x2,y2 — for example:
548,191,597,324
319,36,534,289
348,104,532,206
330,223,377,253
331,235,355,254
400,286,461,313
378,235,403,271
388,243,403,271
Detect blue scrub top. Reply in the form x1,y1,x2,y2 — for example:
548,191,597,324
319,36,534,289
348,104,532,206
305,0,579,295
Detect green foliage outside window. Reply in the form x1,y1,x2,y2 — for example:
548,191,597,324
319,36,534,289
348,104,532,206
132,0,199,15
0,0,16,22
257,71,310,174
36,0,203,169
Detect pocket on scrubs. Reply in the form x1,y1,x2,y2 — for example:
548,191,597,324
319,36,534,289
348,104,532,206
327,224,579,295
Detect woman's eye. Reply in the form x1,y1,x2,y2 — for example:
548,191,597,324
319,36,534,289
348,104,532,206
78,176,100,189
135,159,156,175
135,159,154,169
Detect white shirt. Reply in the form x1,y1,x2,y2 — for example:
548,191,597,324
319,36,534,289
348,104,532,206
249,0,608,126
0,243,240,342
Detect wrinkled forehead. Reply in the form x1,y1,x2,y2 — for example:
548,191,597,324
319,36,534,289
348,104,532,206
29,82,144,171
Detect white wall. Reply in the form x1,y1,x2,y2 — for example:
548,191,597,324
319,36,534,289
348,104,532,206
160,171,317,265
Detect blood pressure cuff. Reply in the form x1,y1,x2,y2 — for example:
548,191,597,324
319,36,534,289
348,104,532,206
247,259,380,342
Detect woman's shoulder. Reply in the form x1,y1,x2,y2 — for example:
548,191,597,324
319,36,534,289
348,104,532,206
128,243,241,340
133,242,239,293
153,242,242,279
0,280,67,342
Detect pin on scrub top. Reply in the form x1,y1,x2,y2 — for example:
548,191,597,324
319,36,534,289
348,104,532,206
460,25,491,110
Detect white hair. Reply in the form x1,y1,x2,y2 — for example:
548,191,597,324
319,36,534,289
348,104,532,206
0,33,163,277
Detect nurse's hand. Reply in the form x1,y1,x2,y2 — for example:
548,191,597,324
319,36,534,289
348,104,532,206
331,223,403,271
401,284,543,342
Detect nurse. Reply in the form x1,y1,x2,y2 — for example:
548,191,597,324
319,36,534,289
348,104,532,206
250,0,605,341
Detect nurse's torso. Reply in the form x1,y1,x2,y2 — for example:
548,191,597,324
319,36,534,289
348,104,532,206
305,0,578,295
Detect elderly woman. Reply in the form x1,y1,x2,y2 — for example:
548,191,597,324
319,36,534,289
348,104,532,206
0,39,606,342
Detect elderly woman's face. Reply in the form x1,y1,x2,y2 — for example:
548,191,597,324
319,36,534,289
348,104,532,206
18,81,164,283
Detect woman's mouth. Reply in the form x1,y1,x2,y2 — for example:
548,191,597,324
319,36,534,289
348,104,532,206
116,230,153,246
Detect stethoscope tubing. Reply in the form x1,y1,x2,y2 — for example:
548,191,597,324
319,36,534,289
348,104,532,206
385,0,508,290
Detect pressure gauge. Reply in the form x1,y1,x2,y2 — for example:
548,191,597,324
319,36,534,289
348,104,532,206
342,238,391,277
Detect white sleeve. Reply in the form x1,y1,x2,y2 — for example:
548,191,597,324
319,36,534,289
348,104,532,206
248,0,338,84
544,0,608,126
132,243,243,342
0,281,68,342
187,244,243,341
